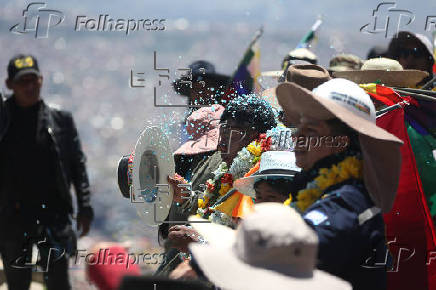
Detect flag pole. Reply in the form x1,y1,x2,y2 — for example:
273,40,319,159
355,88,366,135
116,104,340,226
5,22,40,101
248,26,264,49
279,17,323,81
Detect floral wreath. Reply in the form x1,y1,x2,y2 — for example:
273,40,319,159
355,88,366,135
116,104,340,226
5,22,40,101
196,132,273,218
196,125,296,222
284,155,364,212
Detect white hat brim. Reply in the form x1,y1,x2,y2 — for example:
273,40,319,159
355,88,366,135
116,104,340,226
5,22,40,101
132,126,175,226
190,243,351,290
333,70,428,87
233,174,297,198
188,216,236,248
261,70,285,78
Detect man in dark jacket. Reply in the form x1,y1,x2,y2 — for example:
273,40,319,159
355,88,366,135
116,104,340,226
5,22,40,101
0,54,94,290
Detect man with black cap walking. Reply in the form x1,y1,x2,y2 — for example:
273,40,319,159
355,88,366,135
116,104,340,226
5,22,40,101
0,54,94,290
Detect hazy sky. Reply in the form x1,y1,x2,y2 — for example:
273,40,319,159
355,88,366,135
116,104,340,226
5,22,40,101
1,0,436,242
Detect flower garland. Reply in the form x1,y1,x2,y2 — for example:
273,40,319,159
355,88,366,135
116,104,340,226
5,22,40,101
197,134,270,218
284,156,363,212
196,125,296,224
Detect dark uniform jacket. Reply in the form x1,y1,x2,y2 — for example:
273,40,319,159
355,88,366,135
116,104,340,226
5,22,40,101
303,180,387,290
0,95,93,221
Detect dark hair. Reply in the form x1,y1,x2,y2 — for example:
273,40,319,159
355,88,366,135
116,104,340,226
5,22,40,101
367,46,387,59
254,177,294,198
220,96,277,133
325,118,360,152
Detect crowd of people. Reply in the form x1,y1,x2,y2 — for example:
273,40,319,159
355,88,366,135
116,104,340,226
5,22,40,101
147,30,435,290
0,28,435,290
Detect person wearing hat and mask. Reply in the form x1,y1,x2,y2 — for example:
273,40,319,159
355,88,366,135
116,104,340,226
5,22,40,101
156,105,224,269
0,54,94,289
387,31,435,87
173,60,230,153
276,78,404,289
173,104,225,181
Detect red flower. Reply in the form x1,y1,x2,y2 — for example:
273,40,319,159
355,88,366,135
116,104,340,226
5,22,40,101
220,173,233,185
206,181,215,192
261,136,272,152
258,133,267,141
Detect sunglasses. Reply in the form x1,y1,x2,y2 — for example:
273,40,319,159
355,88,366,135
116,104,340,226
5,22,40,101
397,48,428,59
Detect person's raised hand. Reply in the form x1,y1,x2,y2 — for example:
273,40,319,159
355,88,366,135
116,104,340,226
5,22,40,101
169,259,198,280
167,174,189,204
168,225,200,253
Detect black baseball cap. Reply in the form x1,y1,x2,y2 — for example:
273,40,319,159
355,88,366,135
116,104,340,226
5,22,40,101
7,54,41,81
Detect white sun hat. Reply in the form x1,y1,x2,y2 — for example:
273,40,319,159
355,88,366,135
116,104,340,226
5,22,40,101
189,203,351,290
233,151,300,198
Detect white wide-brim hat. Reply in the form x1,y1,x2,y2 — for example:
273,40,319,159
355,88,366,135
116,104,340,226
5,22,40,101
131,126,175,226
233,151,300,198
189,203,351,290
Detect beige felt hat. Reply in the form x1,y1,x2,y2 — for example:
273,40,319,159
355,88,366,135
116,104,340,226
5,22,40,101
328,53,363,72
260,65,331,112
333,57,428,87
189,203,351,290
276,78,403,213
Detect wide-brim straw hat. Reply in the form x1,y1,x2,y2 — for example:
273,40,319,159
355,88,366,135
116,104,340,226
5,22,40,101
188,203,351,290
276,78,404,213
333,57,428,87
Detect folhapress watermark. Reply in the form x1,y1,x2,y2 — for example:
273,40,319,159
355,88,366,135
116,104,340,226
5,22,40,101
74,249,166,269
10,2,166,38
75,15,166,35
10,2,64,39
361,2,436,38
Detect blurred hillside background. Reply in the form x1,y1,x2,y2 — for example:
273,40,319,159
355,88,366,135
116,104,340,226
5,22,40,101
0,0,435,248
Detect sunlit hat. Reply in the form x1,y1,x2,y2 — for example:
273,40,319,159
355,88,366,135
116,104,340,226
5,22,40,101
189,203,351,290
328,54,363,72
262,48,319,79
276,78,404,213
286,48,318,65
333,57,428,87
131,126,175,226
174,104,224,156
260,65,331,115
233,151,300,198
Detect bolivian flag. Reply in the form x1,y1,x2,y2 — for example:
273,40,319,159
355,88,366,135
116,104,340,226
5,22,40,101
364,84,436,290
230,27,263,96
